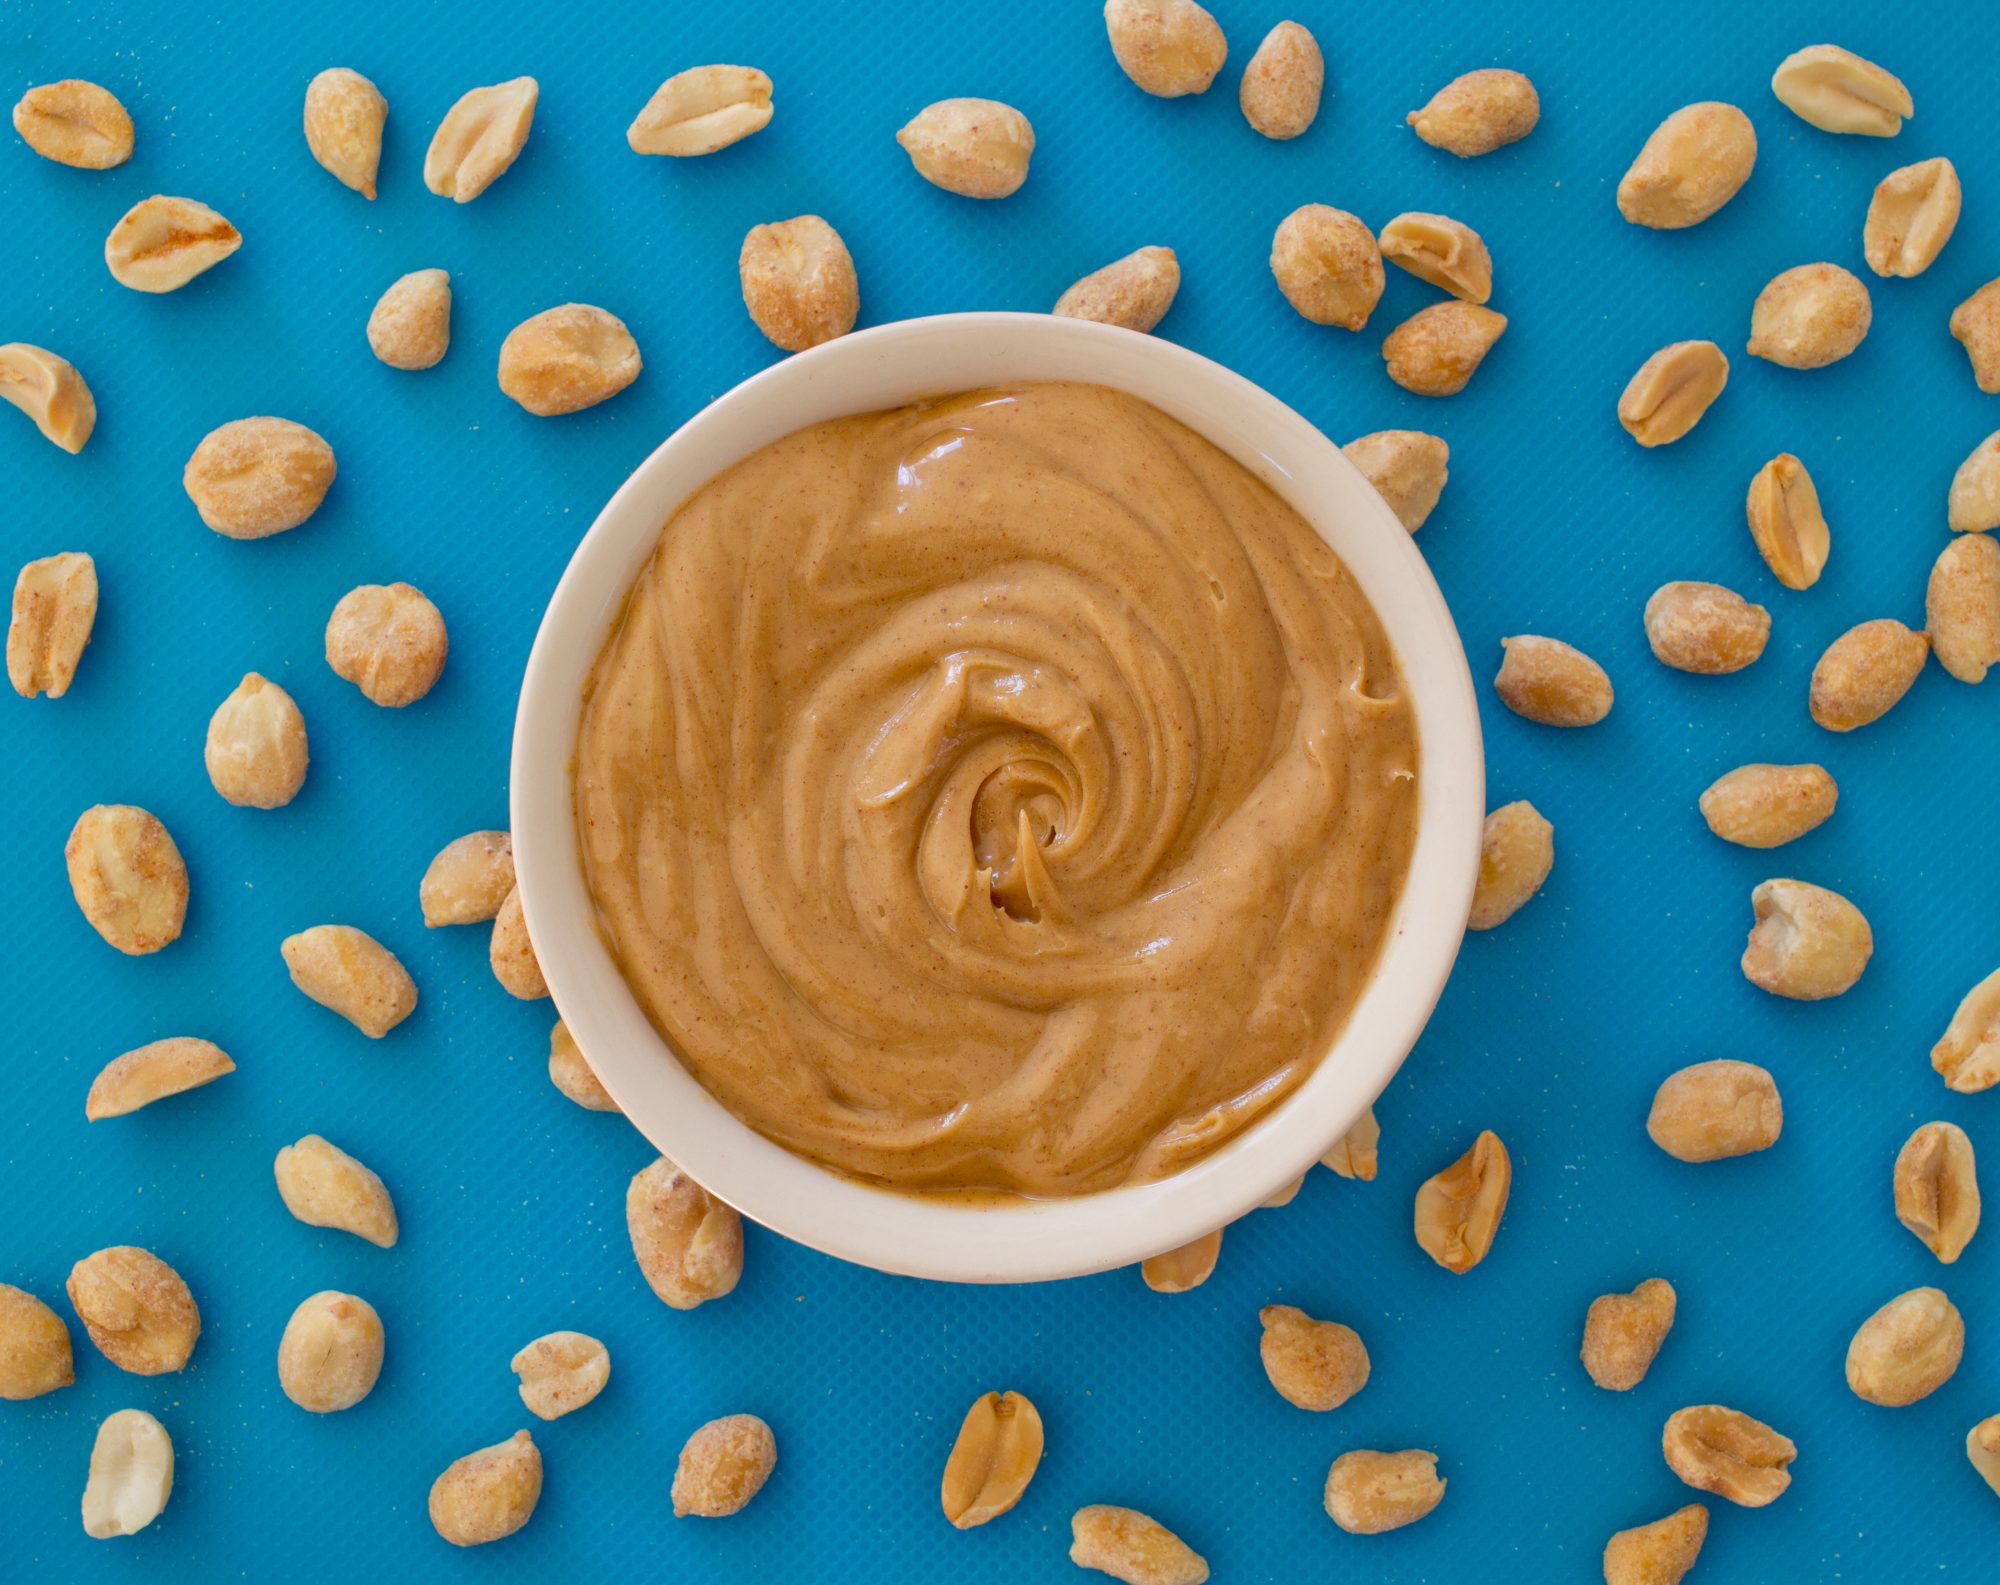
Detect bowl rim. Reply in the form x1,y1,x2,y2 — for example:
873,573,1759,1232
511,310,1483,1284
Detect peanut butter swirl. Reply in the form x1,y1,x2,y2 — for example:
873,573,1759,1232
575,382,1418,1196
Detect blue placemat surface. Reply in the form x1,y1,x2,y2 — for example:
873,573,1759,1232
4,1,1998,1578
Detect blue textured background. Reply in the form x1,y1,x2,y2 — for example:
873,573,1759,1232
4,0,1997,1577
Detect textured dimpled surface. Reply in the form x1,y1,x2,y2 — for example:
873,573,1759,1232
3,2,1998,1581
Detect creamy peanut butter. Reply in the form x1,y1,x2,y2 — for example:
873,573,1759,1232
575,382,1418,1196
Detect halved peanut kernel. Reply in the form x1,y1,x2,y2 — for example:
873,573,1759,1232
326,582,447,706
1949,431,2000,533
1846,1287,1962,1406
1927,533,2000,684
740,216,859,352
1772,43,1911,136
1894,1122,1979,1263
1951,279,2000,394
629,1156,743,1309
303,68,386,199
1270,206,1382,330
86,1038,233,1121
367,268,452,370
1933,967,2000,1094
1414,1130,1509,1272
1618,340,1728,447
1864,157,1959,277
490,885,548,999
1647,1060,1781,1162
184,417,336,539
1407,68,1538,156
278,1290,384,1412
1055,246,1181,334
1321,1107,1379,1180
512,1330,610,1420
1323,1449,1446,1534
1261,1175,1304,1208
1741,878,1871,1000
421,831,513,926
1746,453,1830,588
273,1134,398,1247
1379,212,1492,303
1344,433,1445,534
1617,102,1756,229
1644,582,1768,673
941,1390,1043,1528
1105,0,1228,99
628,65,772,156
81,1409,173,1538
13,80,133,169
104,195,240,293
1468,800,1552,930
896,99,1034,199
0,1284,74,1400
1748,263,1871,369
1809,618,1927,730
429,1430,541,1546
67,1246,199,1375
424,77,537,201
1699,763,1837,849
1970,1416,2000,1498
1662,1405,1795,1506
8,551,97,698
1070,1504,1209,1584
674,1414,776,1518
1603,1504,1708,1585
1582,1278,1677,1390
1382,301,1506,395
1259,1304,1369,1410
1494,634,1613,727
1141,1229,1222,1293
281,924,417,1037
549,1019,620,1112
1239,21,1321,139
205,672,308,808
0,343,96,453
498,304,642,416
66,805,187,956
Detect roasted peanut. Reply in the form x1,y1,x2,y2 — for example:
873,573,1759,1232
278,1290,384,1412
8,551,97,697
104,195,240,292
1644,582,1769,673
498,304,642,415
1321,1107,1379,1180
183,417,336,538
325,582,447,706
67,1246,198,1374
1864,157,1959,277
1055,246,1180,333
1582,1278,1677,1391
1105,0,1228,99
429,1430,541,1546
896,99,1034,198
1414,1130,1509,1272
81,1409,173,1538
86,1038,233,1121
1950,432,2000,533
1748,263,1871,369
1070,1505,1209,1584
205,672,308,808
1928,533,2000,684
1261,1176,1303,1208
1646,1060,1782,1162
424,77,537,201
512,1331,610,1420
1468,800,1553,931
941,1390,1044,1528
421,831,514,926
1494,634,1613,727
1894,1122,1979,1263
1258,1304,1369,1411
1618,340,1728,447
1140,1229,1221,1293
1951,279,2000,393
367,268,452,370
66,804,187,955
1379,212,1492,303
273,1134,398,1247
1846,1287,1962,1406
0,1284,74,1399
1969,1416,2000,1498
0,343,96,453
1603,1504,1709,1585
489,885,548,999
1407,68,1538,156
303,68,386,199
281,924,418,1038
674,1414,776,1517
1742,878,1871,1000
1699,763,1837,849
1932,967,2000,1094
1239,22,1322,139
549,1019,620,1112
1772,43,1911,136
1382,301,1507,395
1617,103,1757,229
1809,618,1928,730
1270,205,1383,330
740,216,859,351
1746,453,1831,588
13,80,133,168
1343,430,1449,531
1324,1449,1446,1534
627,65,772,156
629,1156,743,1309
1662,1405,1794,1506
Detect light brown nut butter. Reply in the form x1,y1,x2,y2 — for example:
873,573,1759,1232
1950,432,2000,533
941,1390,1044,1528
1343,430,1449,532
1258,1304,1369,1411
273,1134,398,1247
1863,157,1959,277
1324,1449,1446,1534
549,1019,620,1112
1055,246,1180,333
740,216,859,352
512,1330,610,1421
1741,879,1871,1000
1239,22,1322,139
1748,263,1871,369
86,1037,234,1121
1894,1122,1979,1262
1468,800,1553,931
303,68,386,199
674,1414,776,1518
1105,0,1228,99
66,804,187,955
1646,1060,1782,1162
429,1430,541,1546
1699,763,1837,849
1140,1229,1221,1293
184,418,336,538
1414,1130,1510,1273
1772,44,1911,136
8,551,97,697
1408,68,1538,156
278,1290,384,1412
13,80,134,168
1382,301,1507,395
1644,582,1770,674
1951,279,2000,394
1809,618,1927,730
489,885,548,1000
0,1283,74,1399
81,1408,174,1539
629,1156,744,1309
1927,533,2000,684
498,304,642,415
1379,213,1492,304
326,582,447,706
1933,967,2000,1094
628,65,772,156
1070,1504,1209,1584
1322,1107,1379,1180
66,1247,198,1374
281,924,418,1038
1617,102,1757,229
1582,1278,1677,1391
104,196,240,292
1745,453,1831,588
1494,634,1613,727
367,269,452,370
1618,340,1729,447
0,343,97,453
205,672,308,808
895,99,1034,199
1846,1287,1962,1406
1603,1503,1709,1585
424,77,537,201
1663,1405,1795,1506
421,831,513,926
1270,205,1383,330
1970,1416,2000,1498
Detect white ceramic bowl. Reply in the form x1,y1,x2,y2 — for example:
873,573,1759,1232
512,312,1483,1284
